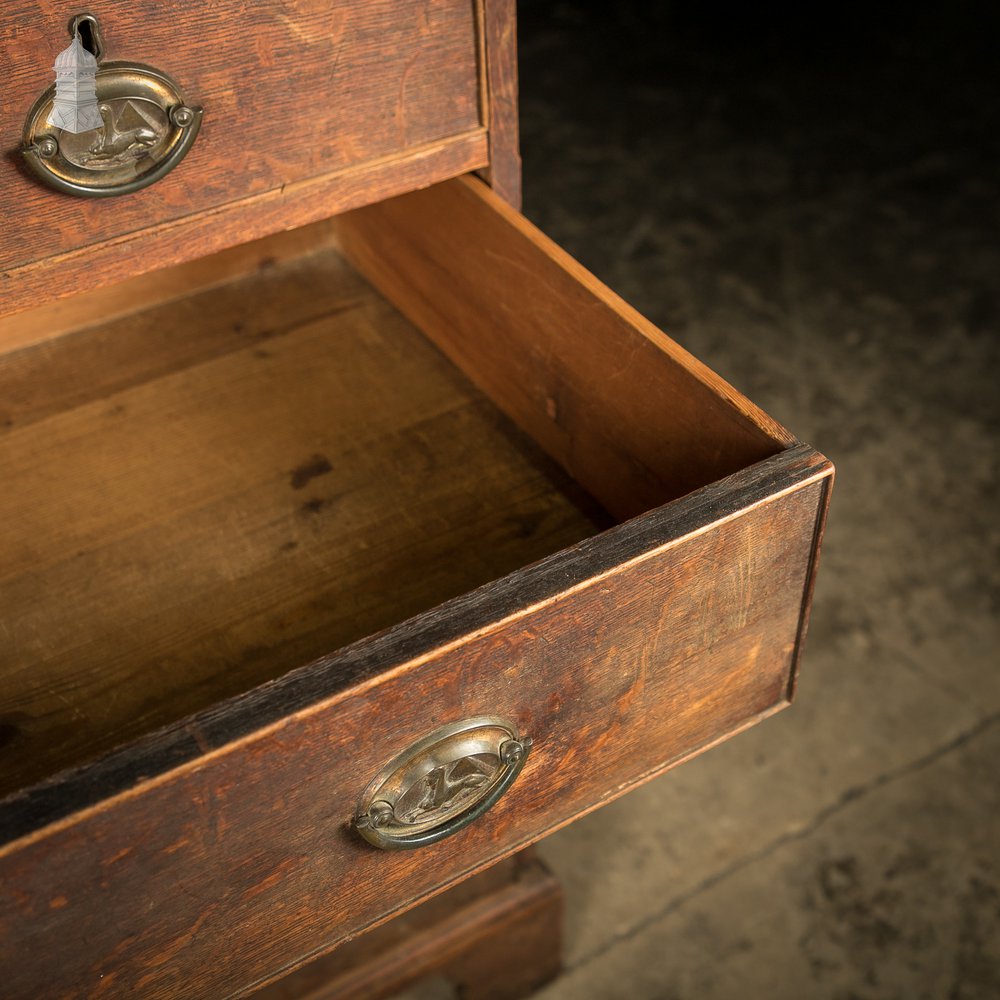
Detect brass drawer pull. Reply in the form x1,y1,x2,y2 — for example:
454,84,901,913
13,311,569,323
21,13,202,198
355,717,531,851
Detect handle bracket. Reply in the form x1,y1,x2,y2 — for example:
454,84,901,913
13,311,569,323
21,14,202,198
354,718,531,851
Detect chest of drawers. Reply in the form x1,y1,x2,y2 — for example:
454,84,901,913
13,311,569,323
0,3,832,997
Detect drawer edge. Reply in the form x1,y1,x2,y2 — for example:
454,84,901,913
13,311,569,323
787,461,835,701
0,129,489,321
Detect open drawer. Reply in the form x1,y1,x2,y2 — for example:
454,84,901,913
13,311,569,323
0,176,832,999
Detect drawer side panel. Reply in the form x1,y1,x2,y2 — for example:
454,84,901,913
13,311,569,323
336,177,794,521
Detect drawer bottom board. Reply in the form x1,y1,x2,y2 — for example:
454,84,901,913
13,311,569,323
0,242,604,798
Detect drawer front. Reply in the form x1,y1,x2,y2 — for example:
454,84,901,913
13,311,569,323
0,448,830,1000
1,0,486,314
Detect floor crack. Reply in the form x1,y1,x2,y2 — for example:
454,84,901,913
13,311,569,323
566,710,1000,973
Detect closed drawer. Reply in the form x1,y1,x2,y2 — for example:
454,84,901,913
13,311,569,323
0,177,831,999
2,1,492,315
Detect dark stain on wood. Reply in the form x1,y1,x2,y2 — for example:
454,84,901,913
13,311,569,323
0,721,24,752
290,455,334,490
300,497,331,516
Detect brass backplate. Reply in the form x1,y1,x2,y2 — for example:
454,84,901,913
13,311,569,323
22,61,202,198
354,717,531,850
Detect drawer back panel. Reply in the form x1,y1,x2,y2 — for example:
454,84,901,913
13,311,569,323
1,0,487,315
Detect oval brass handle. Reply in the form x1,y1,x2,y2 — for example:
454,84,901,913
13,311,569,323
354,717,531,851
21,14,202,198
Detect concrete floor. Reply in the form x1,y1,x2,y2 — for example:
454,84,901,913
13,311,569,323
398,5,999,998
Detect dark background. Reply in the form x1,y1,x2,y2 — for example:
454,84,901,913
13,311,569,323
506,3,998,998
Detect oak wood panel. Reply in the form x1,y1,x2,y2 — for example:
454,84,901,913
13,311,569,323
477,0,522,208
335,177,795,522
0,245,604,798
0,129,489,320
253,851,561,1000
1,1,481,272
0,446,832,1000
0,217,341,356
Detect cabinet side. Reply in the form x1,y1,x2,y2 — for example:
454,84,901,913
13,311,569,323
476,0,522,208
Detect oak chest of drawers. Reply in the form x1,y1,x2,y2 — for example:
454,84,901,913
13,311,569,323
0,3,832,997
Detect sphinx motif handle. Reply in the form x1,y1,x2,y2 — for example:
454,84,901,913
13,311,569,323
354,718,531,851
21,13,202,198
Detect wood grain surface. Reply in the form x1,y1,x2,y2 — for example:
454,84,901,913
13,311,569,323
0,130,489,320
0,241,605,799
0,4,841,993
0,0,485,316
336,177,795,522
0,217,341,356
0,444,831,1000
477,0,522,208
253,851,561,1000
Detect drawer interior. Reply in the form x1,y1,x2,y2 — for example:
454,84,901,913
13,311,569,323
0,177,789,802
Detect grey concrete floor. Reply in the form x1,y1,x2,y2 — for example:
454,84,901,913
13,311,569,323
397,4,999,998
